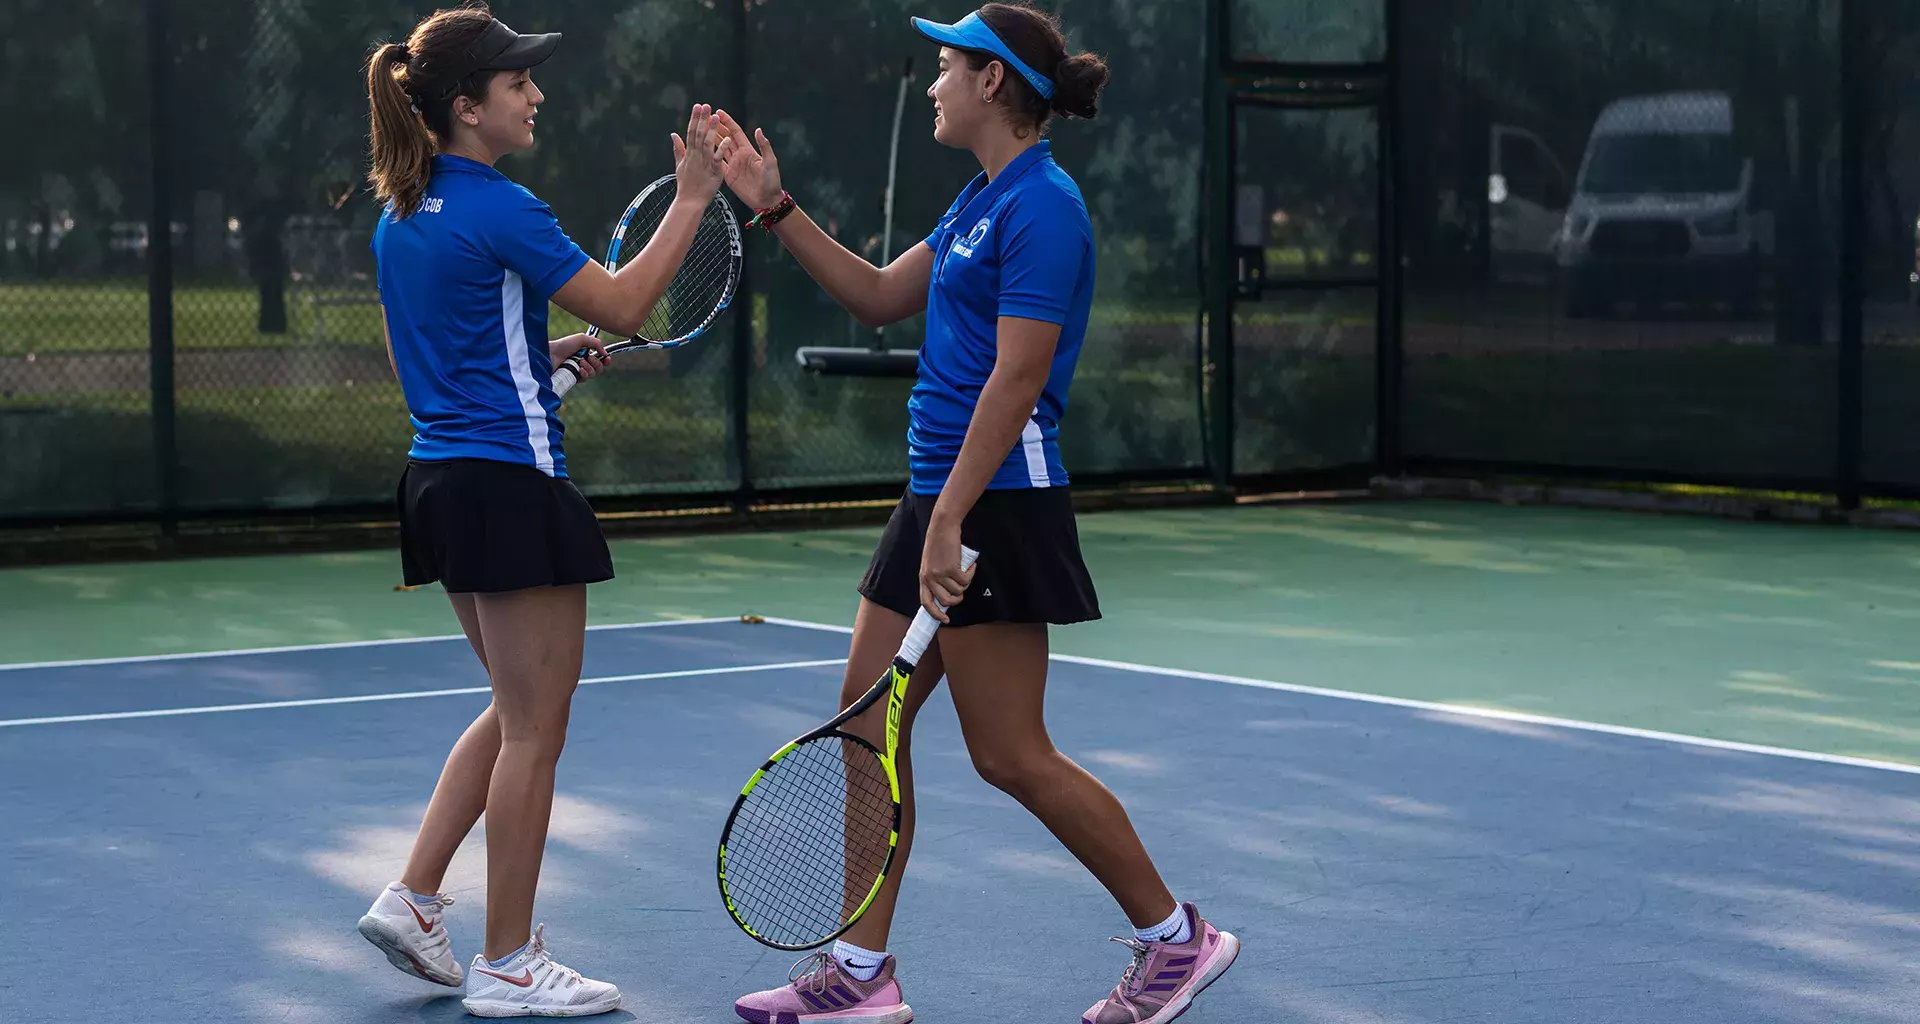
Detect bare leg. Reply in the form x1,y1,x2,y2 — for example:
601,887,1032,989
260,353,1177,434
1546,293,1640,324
401,592,500,896
835,599,947,952
470,584,590,960
942,622,1176,928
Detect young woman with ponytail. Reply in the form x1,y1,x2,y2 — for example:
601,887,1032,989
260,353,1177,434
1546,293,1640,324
715,5,1239,1023
352,6,723,1017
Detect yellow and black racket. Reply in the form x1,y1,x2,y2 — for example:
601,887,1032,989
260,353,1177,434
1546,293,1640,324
717,545,979,950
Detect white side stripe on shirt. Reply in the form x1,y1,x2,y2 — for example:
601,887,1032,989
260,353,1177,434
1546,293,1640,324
1021,415,1050,488
500,269,554,476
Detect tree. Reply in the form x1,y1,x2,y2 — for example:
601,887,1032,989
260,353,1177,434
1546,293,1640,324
0,0,147,279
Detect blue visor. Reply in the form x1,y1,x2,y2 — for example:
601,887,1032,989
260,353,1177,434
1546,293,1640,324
912,11,1055,100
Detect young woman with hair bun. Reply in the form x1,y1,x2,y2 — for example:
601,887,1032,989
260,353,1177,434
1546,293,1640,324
714,5,1239,1022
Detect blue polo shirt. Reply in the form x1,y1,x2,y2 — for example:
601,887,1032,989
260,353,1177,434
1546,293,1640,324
372,154,593,477
910,141,1094,494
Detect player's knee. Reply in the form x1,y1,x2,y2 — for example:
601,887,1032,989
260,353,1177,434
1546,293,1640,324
970,746,1050,800
497,707,572,756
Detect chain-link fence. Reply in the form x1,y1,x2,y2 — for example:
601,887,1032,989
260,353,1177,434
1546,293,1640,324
1396,0,1920,498
4,0,1916,528
1856,2,1920,488
0,0,1206,524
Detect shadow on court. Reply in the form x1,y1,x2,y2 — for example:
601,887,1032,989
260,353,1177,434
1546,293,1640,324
1,620,1915,1024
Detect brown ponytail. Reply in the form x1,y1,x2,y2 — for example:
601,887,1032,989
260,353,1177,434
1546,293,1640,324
366,5,498,219
367,42,430,219
968,2,1110,137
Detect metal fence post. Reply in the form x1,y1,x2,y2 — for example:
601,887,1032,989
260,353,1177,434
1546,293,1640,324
1376,0,1404,479
1202,0,1233,490
148,0,178,534
728,0,754,508
1837,0,1864,509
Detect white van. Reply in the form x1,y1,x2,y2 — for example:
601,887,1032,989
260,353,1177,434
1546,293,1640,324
1555,91,1769,317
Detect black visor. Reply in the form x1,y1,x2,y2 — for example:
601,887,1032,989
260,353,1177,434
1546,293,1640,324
470,18,560,72
424,18,560,98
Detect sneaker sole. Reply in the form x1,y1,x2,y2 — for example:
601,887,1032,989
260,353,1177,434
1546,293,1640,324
463,990,623,1018
1092,930,1240,1024
734,1008,913,1024
357,915,462,987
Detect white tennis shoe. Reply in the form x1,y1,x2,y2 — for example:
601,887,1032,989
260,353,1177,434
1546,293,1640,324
357,880,463,986
463,924,622,1018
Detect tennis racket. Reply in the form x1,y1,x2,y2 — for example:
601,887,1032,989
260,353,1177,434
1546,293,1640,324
717,545,981,950
551,173,743,397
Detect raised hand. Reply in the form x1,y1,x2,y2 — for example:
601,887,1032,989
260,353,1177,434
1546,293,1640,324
672,103,724,203
711,108,784,211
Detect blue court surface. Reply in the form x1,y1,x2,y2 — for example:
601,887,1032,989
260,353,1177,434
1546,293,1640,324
3,617,1917,1024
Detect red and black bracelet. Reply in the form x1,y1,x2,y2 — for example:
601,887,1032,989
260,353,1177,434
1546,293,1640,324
747,190,797,233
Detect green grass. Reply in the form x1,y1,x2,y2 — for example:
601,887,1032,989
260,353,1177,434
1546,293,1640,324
0,282,397,357
1,379,742,514
0,279,1210,356
20,293,1917,519
1,311,1207,517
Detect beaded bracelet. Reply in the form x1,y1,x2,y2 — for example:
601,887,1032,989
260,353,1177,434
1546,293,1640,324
747,190,797,233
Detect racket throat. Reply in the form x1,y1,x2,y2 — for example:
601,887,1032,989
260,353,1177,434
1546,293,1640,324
883,659,914,753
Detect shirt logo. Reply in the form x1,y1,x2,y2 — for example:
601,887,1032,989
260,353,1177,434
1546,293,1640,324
950,217,991,259
422,197,445,214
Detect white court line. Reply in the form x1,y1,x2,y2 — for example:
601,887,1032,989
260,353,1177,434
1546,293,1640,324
0,657,845,729
1052,653,1920,778
0,616,747,672
7,612,1918,777
758,616,855,635
758,615,1920,778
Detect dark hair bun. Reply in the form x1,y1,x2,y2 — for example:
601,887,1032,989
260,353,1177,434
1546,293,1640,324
1051,52,1108,119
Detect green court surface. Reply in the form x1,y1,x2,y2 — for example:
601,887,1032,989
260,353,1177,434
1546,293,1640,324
5,500,1919,768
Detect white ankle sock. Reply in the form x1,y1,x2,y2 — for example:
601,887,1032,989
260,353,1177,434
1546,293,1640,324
487,937,531,969
1135,903,1191,945
831,939,887,982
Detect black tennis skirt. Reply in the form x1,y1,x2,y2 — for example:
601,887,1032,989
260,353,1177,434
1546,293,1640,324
397,458,614,594
857,486,1100,627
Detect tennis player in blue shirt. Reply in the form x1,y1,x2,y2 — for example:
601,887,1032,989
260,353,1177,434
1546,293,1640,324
353,5,723,1016
715,5,1238,1022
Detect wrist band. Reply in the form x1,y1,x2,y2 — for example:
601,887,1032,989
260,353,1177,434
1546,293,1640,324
747,191,796,233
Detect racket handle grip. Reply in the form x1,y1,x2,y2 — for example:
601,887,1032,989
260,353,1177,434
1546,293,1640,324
551,352,585,398
898,545,979,668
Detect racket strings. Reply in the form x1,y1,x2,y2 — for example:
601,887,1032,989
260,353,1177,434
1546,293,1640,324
729,744,891,920
616,193,738,344
724,736,894,946
728,792,885,938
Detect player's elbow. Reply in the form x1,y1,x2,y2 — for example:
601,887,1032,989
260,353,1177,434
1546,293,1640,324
985,365,1049,415
596,296,652,337
848,289,907,330
562,291,646,338
858,264,923,330
600,313,646,338
604,274,673,337
993,350,1053,392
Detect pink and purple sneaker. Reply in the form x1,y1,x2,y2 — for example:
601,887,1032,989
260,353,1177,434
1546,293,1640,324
734,951,913,1024
1082,903,1239,1024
